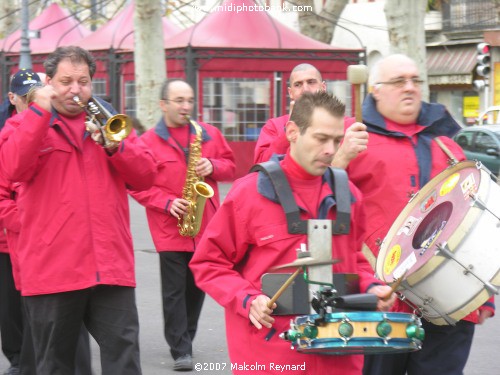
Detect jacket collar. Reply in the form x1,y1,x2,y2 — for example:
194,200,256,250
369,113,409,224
154,117,211,142
255,155,340,219
362,94,462,187
362,94,461,138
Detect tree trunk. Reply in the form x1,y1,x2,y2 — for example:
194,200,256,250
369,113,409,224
134,0,166,129
297,0,348,44
0,1,20,39
384,0,429,100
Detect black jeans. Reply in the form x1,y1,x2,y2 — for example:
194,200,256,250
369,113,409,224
0,253,22,367
159,251,205,360
23,285,141,375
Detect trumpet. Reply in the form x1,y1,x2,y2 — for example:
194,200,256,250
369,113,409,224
74,96,133,148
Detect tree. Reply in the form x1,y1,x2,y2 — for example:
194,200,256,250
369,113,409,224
292,0,349,44
134,0,166,128
0,2,18,39
384,0,429,100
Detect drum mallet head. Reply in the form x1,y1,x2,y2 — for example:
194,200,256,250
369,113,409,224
347,64,368,85
347,65,368,122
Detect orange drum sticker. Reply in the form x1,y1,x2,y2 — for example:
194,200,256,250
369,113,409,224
460,173,477,200
384,245,401,276
439,173,460,196
420,191,437,213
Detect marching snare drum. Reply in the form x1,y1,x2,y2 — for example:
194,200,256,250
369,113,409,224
376,161,500,325
281,311,424,355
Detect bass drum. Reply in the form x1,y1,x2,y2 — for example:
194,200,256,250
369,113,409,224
376,161,500,325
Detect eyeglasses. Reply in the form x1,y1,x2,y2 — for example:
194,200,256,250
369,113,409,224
376,77,424,88
163,98,195,105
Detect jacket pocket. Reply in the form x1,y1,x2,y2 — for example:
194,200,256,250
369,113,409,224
41,203,74,245
39,136,72,155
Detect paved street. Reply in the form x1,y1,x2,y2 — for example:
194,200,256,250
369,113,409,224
1,183,499,374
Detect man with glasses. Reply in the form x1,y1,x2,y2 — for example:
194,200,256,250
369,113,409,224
129,78,235,371
345,54,495,375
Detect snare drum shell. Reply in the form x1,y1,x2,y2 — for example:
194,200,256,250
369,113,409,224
376,162,500,325
292,311,423,355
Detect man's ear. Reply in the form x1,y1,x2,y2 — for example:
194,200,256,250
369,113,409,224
286,121,299,143
371,84,380,101
7,92,16,106
159,99,168,112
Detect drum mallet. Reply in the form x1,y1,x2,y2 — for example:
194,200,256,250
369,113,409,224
382,269,408,301
347,64,368,122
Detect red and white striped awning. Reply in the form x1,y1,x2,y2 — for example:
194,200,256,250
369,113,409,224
426,45,477,85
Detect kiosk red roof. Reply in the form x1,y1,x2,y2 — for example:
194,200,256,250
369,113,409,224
0,3,90,54
164,0,348,50
73,1,181,51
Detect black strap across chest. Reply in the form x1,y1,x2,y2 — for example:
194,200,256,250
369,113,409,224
250,161,351,235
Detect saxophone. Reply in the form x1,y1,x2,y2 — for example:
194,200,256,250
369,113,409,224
178,116,215,237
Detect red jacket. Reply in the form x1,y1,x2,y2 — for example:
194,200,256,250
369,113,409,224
190,159,380,374
129,119,235,251
253,115,290,164
0,176,21,288
0,104,157,296
347,95,495,322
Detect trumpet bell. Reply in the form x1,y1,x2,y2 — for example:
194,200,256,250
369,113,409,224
104,114,133,142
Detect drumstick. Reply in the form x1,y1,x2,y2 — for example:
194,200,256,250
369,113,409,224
382,270,408,301
434,137,458,164
267,268,302,309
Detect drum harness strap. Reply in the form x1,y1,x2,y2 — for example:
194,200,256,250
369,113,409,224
251,161,351,235
434,137,458,165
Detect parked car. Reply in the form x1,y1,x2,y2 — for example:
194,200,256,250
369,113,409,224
453,125,500,177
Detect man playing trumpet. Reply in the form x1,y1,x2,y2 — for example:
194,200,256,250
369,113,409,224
0,46,157,374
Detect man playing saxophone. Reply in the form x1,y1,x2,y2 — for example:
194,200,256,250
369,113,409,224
129,78,235,372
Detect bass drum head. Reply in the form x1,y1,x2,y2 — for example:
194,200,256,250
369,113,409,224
376,161,482,283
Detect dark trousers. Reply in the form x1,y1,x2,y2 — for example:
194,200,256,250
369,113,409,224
0,253,23,367
19,309,92,375
23,285,141,375
363,319,475,375
160,251,205,360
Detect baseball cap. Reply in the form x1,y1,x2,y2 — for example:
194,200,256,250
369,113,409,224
9,69,42,96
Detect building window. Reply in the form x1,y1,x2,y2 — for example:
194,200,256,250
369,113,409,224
92,78,107,98
202,77,271,141
124,81,136,117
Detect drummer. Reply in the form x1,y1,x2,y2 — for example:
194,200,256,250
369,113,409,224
345,54,495,375
190,91,395,375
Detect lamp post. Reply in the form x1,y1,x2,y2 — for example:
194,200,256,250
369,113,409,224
19,0,32,69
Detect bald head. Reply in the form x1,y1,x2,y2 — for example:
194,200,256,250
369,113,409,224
288,63,325,102
370,54,422,124
369,54,418,87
